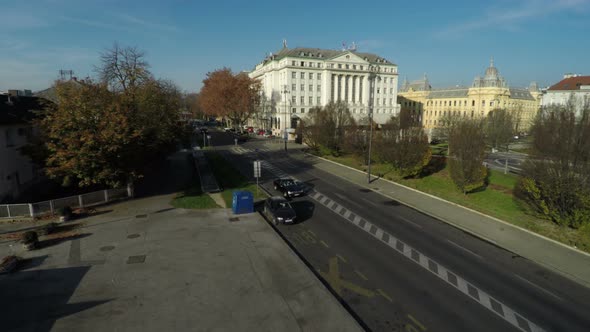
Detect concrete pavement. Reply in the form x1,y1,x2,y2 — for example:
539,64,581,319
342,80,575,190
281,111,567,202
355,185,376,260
292,150,590,289
0,150,362,332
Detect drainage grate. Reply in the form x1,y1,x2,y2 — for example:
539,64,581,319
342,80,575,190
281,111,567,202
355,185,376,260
135,214,148,219
100,245,115,252
229,217,240,222
126,255,146,264
127,234,140,239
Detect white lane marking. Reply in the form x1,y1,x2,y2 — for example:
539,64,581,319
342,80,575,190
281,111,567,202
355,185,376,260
513,274,564,302
397,215,423,229
446,240,483,260
360,197,379,207
256,157,546,332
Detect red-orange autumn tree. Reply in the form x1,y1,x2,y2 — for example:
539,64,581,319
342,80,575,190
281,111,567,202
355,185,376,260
199,68,261,129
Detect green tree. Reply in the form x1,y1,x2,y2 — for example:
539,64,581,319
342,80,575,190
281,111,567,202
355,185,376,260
375,116,432,178
485,108,514,150
448,119,487,194
299,101,355,155
515,106,590,228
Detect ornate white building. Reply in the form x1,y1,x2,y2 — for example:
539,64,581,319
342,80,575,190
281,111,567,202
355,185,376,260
248,45,400,139
541,74,590,115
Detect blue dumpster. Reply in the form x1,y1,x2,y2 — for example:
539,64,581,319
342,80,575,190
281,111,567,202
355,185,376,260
232,191,254,214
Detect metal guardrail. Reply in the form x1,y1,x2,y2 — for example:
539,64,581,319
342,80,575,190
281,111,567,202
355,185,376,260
0,188,130,219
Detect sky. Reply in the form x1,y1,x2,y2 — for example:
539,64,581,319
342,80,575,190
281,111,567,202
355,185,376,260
1,0,589,93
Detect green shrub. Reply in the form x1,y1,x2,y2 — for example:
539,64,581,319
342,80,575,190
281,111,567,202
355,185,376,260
21,231,38,244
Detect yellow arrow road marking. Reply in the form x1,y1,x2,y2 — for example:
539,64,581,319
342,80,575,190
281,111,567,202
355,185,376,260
319,257,375,298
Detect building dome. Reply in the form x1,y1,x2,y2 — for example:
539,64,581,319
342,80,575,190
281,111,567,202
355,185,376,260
484,58,499,79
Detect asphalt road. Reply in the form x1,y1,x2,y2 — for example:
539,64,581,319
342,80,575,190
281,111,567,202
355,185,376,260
213,132,590,332
485,150,527,174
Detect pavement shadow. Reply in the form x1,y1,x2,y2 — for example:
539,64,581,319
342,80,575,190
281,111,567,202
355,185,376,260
38,233,92,249
0,266,112,332
16,254,49,270
290,200,315,223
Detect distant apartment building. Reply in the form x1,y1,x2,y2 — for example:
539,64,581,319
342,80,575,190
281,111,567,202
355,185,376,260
541,74,590,116
248,44,401,139
0,90,46,202
399,58,542,137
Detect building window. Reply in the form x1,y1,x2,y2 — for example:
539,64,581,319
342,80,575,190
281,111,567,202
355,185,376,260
309,84,313,92
346,64,349,69
309,96,313,104
377,88,380,94
444,101,447,106
472,100,475,106
292,96,296,104
490,101,493,107
317,85,321,92
301,72,305,79
309,73,313,79
293,108,297,113
300,61,304,66
292,84,296,91
360,65,363,70
482,100,485,107
317,73,321,80
301,96,305,104
301,108,305,113
454,101,457,106
292,72,296,79
390,88,393,94
338,64,342,69
353,65,357,70
317,97,321,104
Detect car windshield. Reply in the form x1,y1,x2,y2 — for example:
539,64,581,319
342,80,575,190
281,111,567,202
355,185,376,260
278,202,292,209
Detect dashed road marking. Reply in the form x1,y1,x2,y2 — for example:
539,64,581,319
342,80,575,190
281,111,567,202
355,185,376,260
253,154,547,332
336,254,347,263
407,314,427,331
447,239,483,260
320,240,330,248
513,274,564,302
355,270,369,281
377,289,393,302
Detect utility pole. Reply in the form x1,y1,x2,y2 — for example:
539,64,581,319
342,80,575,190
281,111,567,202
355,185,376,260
281,85,290,152
367,66,379,183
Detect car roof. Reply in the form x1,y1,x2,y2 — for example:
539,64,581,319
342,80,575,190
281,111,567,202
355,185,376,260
269,196,288,202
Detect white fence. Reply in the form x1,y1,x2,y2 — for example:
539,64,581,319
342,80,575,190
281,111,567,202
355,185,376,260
0,188,130,219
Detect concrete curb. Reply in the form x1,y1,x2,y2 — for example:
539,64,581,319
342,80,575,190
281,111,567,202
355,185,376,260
309,152,590,259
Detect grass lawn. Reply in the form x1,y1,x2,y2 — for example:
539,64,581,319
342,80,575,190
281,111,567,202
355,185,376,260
206,152,268,207
317,151,590,253
170,182,220,209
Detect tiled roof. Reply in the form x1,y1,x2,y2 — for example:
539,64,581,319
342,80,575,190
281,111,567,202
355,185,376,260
509,88,535,100
426,89,469,98
547,76,590,91
0,95,48,125
269,47,395,65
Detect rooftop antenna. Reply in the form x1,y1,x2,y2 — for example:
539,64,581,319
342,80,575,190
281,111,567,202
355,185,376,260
349,41,357,51
282,39,287,48
341,41,347,51
59,69,74,80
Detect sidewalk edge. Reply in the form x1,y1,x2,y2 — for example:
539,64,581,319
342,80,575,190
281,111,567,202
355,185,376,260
307,153,590,259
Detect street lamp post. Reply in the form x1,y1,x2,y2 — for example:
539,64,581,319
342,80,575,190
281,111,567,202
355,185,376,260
281,85,290,152
367,66,379,183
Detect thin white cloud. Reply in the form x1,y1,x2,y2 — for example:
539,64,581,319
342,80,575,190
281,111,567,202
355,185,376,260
58,16,132,31
114,13,179,32
436,0,590,38
0,10,49,30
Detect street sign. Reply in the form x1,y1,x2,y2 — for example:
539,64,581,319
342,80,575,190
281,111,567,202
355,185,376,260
253,161,261,178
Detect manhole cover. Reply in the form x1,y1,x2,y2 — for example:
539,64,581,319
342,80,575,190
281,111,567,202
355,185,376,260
127,234,140,239
135,214,147,218
126,255,146,264
229,217,240,222
100,245,115,252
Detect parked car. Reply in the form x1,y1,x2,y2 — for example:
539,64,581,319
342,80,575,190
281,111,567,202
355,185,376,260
224,127,236,133
263,130,274,138
273,178,305,198
247,127,254,133
257,129,265,135
263,196,296,225
234,132,249,142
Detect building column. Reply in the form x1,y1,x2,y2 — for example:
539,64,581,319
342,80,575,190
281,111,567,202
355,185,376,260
346,75,354,105
363,75,370,111
339,75,345,102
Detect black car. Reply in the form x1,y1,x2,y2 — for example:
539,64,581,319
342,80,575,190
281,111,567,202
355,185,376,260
273,178,305,198
263,196,296,225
